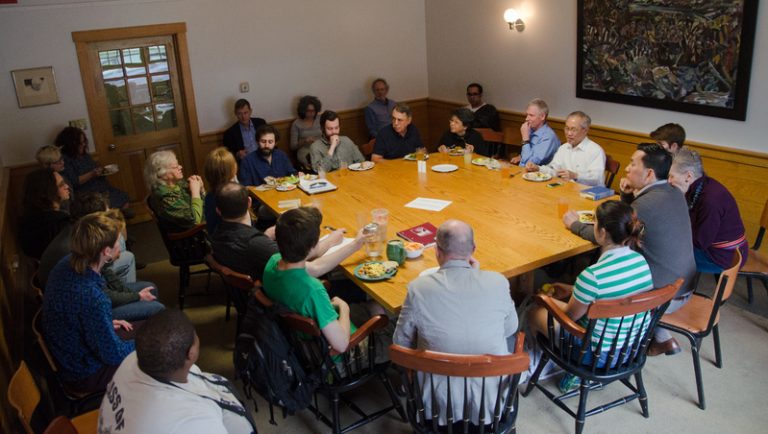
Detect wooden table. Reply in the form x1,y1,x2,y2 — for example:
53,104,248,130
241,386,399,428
249,154,603,313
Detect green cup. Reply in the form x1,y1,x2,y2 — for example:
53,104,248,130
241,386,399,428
386,239,406,265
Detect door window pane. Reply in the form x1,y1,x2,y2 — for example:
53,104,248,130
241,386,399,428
100,50,124,80
110,109,133,136
148,45,169,73
131,105,155,133
151,74,173,101
122,48,147,76
127,77,151,105
155,103,177,130
104,79,129,108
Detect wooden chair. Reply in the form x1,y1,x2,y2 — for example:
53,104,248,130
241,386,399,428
31,270,44,303
522,280,682,434
738,198,768,303
656,249,742,410
253,289,406,434
475,128,506,159
359,138,376,160
389,332,530,434
145,196,212,309
42,413,98,434
604,155,620,188
205,254,259,336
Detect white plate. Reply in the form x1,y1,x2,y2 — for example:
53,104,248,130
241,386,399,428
349,161,375,171
471,157,490,166
522,172,552,182
419,266,440,277
276,184,297,192
431,164,459,173
404,153,430,161
102,164,119,175
577,210,596,225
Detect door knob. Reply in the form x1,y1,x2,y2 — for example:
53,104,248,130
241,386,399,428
108,143,117,151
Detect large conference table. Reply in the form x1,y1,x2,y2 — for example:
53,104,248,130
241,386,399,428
249,154,604,313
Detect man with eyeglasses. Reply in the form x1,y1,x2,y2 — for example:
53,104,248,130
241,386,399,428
465,83,500,131
364,78,397,139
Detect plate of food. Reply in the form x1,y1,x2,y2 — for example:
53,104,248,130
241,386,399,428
522,172,552,182
302,174,318,181
102,164,119,176
448,147,465,156
275,183,297,192
349,161,375,171
275,174,300,185
405,242,424,259
471,157,490,166
404,153,430,161
354,261,398,281
577,210,596,224
431,164,459,173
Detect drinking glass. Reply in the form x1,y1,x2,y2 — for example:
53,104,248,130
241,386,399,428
463,148,472,166
557,197,570,218
339,160,348,176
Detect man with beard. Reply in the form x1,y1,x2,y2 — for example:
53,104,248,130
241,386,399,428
308,110,365,173
237,124,299,186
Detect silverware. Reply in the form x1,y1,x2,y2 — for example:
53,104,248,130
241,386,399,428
323,225,337,231
510,170,523,177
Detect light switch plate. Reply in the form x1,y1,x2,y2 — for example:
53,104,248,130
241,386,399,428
239,82,250,93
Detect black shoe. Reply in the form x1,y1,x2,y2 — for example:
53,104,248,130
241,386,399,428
136,262,147,271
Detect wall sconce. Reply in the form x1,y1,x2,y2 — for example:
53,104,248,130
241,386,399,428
504,8,525,32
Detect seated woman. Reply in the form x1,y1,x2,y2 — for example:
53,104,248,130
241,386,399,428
203,147,238,234
436,108,486,156
19,168,71,259
238,125,299,186
36,145,71,212
290,95,323,169
41,211,136,394
144,150,204,232
668,148,748,273
56,126,131,213
530,200,653,392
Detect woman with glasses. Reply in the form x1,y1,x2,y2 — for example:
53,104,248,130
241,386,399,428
144,150,204,232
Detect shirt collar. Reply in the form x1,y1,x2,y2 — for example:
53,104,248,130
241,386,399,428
635,179,667,197
439,259,473,270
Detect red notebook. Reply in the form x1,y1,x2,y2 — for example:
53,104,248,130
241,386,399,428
397,222,438,247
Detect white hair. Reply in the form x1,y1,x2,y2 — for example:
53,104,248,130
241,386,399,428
144,150,178,189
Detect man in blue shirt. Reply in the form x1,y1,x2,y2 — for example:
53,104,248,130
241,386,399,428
364,78,396,138
511,99,560,167
238,125,298,186
223,99,266,160
372,103,424,161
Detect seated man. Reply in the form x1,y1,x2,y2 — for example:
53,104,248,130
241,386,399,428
223,98,266,161
465,83,500,131
650,123,686,155
98,310,255,433
371,103,424,162
525,111,605,186
668,148,748,273
564,143,697,356
511,98,560,167
364,78,396,138
394,219,518,425
309,110,365,173
238,124,298,186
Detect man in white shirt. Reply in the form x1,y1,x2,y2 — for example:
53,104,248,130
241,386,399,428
525,111,606,186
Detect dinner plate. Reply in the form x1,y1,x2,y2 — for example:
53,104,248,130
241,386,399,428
448,148,465,156
102,164,119,176
431,164,459,173
522,172,552,182
301,174,319,181
404,153,430,161
354,261,397,281
276,175,300,185
275,183,297,192
577,210,596,224
471,157,490,166
349,161,375,171
419,266,440,277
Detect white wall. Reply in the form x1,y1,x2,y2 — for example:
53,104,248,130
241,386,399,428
0,0,428,166
425,0,768,153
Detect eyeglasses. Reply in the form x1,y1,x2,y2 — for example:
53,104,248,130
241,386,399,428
466,92,481,96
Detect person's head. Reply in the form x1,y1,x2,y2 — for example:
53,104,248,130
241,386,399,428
650,123,686,154
55,126,88,157
144,150,182,189
435,219,476,264
525,99,550,130
297,95,322,120
23,168,69,213
320,110,341,140
668,148,704,194
449,108,474,134
466,83,484,108
391,103,412,135
371,78,389,101
203,147,238,192
70,191,109,221
234,99,252,127
36,145,65,172
593,200,645,251
136,310,198,380
624,143,673,190
69,210,125,274
275,206,322,263
215,182,251,220
564,111,591,145
256,124,280,158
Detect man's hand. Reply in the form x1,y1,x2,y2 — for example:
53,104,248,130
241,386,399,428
264,225,276,240
619,177,634,194
465,144,475,153
562,210,579,229
520,121,531,142
112,319,133,331
237,149,247,160
468,256,480,269
326,229,345,247
556,169,578,181
330,296,349,314
328,135,340,156
138,287,157,301
510,155,521,165
437,144,448,153
550,282,574,301
525,161,539,172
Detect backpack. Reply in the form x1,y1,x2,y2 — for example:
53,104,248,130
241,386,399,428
234,297,319,424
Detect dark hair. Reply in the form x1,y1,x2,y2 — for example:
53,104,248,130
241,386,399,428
23,168,60,213
637,142,672,180
595,200,645,251
55,126,86,157
466,83,483,94
275,207,322,262
452,108,474,127
393,102,412,118
256,124,281,142
70,191,109,221
297,95,322,120
136,310,195,379
371,78,389,91
319,110,339,132
650,123,686,148
216,182,249,220
234,98,251,111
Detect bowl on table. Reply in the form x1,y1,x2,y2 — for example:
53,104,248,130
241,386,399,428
405,242,425,259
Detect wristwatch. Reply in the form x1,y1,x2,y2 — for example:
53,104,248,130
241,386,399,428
522,140,530,145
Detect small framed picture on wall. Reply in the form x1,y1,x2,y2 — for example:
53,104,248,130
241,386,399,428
11,66,60,108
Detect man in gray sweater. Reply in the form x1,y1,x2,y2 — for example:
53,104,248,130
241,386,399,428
564,143,696,356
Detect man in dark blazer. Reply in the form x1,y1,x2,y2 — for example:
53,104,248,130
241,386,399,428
223,98,266,160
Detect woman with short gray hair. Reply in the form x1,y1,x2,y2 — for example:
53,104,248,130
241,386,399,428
144,150,204,232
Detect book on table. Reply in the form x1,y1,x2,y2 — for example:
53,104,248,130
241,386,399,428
397,222,438,247
579,186,615,200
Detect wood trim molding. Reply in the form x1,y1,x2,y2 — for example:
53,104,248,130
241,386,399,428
72,22,187,42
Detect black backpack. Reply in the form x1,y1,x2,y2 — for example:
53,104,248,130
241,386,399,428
234,297,319,425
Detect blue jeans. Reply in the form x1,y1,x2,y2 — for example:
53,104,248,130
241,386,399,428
694,248,724,274
111,281,165,321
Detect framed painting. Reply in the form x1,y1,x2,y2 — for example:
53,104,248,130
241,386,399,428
11,66,60,108
576,0,759,120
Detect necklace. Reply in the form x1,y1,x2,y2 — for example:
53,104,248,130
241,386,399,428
687,176,706,210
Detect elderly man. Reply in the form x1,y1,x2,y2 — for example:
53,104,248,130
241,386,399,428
308,110,365,173
223,98,266,160
564,143,697,356
394,219,518,425
371,103,424,162
511,98,560,167
465,83,500,131
98,310,255,433
525,111,605,186
650,123,686,155
364,78,396,138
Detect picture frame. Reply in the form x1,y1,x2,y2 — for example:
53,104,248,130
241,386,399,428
576,0,759,121
11,66,60,108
